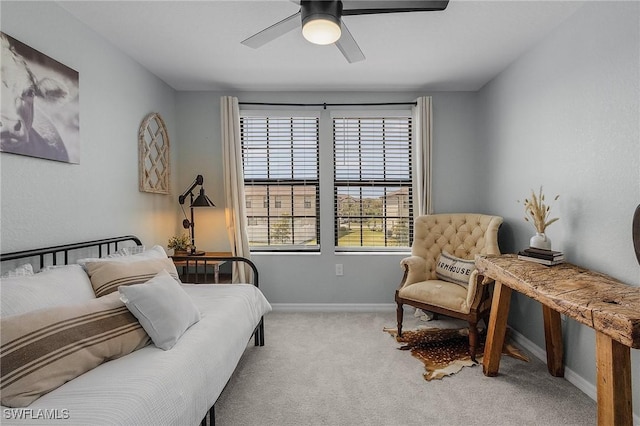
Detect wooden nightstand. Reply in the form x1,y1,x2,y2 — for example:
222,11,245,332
170,251,233,283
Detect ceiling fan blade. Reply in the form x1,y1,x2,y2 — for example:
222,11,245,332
335,21,365,63
241,11,301,49
342,0,449,16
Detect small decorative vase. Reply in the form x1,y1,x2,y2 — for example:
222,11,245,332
530,232,551,250
173,249,188,256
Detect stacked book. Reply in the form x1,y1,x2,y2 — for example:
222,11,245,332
517,247,565,266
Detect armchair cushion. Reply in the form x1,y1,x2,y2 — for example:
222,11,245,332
435,251,476,288
398,279,469,313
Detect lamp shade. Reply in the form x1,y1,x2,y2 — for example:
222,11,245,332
301,0,342,45
191,188,215,207
303,19,341,45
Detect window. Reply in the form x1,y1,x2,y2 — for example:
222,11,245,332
333,116,413,250
241,115,320,251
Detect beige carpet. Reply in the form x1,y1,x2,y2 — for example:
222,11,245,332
215,311,596,425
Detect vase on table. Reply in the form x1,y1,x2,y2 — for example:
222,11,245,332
530,232,551,250
173,249,188,256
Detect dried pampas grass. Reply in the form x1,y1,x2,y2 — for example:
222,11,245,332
518,187,559,233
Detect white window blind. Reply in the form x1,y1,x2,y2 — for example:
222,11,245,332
241,116,320,251
333,116,413,249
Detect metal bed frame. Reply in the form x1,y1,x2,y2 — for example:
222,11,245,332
0,235,143,268
0,235,265,426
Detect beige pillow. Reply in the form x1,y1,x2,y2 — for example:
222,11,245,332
85,258,180,297
435,251,475,288
0,292,150,407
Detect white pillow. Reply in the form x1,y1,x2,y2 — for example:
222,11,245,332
1,263,34,278
435,251,476,288
0,264,96,317
118,270,201,350
107,245,147,258
77,245,167,266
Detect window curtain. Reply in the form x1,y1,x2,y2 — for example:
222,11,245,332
413,96,434,321
221,96,250,283
412,96,433,217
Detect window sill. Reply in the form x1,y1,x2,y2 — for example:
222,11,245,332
249,251,410,256
250,251,321,256
334,251,411,256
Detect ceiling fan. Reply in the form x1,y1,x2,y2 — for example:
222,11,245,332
241,0,449,63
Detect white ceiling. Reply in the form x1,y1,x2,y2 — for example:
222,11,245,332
57,0,584,92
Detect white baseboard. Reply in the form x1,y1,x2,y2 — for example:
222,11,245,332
271,303,397,312
509,329,640,425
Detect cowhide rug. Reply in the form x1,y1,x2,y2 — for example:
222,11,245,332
383,327,529,381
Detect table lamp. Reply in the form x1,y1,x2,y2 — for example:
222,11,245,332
178,174,214,255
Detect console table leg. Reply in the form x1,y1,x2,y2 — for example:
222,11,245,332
483,281,511,377
595,331,632,426
542,305,564,377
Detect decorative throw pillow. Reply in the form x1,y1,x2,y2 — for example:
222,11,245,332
0,292,151,407
119,270,201,350
0,264,96,318
77,245,167,266
1,263,34,278
107,245,147,258
85,257,180,297
435,251,476,288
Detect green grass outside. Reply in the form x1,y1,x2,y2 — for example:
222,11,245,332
337,227,407,247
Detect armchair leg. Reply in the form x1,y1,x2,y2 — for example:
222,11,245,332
396,302,404,337
469,322,479,363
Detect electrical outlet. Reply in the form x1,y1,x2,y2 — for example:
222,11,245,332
335,264,343,276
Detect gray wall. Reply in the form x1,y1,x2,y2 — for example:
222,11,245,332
477,1,640,414
175,91,482,305
1,1,178,252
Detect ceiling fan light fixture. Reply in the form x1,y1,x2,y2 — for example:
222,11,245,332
302,18,341,45
301,0,342,45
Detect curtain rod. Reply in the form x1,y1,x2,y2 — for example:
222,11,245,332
239,101,417,110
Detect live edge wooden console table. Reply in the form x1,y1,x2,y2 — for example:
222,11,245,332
476,254,640,426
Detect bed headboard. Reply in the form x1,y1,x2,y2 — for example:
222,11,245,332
1,236,260,287
0,235,142,272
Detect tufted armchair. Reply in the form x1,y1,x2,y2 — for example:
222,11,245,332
395,213,503,361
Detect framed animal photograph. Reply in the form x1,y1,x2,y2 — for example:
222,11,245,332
1,32,79,164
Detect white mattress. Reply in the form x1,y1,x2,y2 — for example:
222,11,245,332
1,284,272,425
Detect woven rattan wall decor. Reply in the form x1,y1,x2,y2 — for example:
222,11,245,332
138,112,170,194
